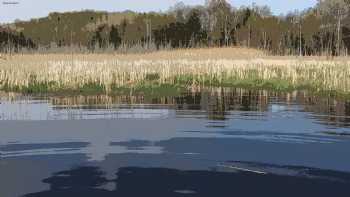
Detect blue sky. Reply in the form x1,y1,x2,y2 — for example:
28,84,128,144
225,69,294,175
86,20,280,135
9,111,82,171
0,0,317,23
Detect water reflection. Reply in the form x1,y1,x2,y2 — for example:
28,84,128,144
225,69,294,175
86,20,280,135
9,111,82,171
24,165,350,197
1,88,350,161
24,166,112,197
1,88,350,196
0,88,349,125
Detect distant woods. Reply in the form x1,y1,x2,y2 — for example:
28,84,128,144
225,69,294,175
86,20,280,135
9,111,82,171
1,0,350,56
0,28,36,53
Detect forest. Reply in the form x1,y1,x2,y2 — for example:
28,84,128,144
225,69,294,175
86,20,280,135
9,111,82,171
1,0,350,56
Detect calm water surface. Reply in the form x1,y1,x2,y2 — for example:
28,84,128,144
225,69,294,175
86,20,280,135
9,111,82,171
1,88,350,197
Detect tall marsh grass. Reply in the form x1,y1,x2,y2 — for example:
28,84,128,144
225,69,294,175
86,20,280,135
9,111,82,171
0,47,350,94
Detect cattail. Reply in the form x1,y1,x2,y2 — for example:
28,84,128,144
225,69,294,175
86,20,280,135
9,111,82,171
0,48,349,93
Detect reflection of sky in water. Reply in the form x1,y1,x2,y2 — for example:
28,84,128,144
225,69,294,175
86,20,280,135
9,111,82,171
0,99,174,120
1,116,349,163
1,92,350,197
0,92,350,167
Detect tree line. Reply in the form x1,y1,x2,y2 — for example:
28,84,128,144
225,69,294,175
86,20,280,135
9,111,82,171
0,27,36,53
1,0,350,55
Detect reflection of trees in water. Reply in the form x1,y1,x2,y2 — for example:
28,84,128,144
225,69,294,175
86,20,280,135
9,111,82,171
174,88,270,120
24,166,113,197
25,165,350,197
190,88,350,125
2,88,350,125
298,92,350,128
39,88,271,115
45,167,108,190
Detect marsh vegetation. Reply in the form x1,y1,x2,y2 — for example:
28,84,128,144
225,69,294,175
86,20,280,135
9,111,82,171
0,47,350,96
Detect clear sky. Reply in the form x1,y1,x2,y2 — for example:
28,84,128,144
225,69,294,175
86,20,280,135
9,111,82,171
0,0,318,23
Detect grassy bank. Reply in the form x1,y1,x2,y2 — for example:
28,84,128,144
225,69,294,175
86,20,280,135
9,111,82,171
0,47,350,95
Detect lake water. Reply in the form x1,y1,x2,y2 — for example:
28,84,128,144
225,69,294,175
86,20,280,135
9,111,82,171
1,88,350,197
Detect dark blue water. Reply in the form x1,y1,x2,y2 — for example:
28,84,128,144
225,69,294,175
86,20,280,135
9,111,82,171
1,88,350,196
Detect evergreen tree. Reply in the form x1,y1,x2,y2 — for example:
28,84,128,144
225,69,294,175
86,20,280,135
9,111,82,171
109,25,122,49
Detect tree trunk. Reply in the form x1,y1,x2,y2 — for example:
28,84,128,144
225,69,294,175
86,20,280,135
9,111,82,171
248,24,251,48
337,9,341,56
299,22,302,57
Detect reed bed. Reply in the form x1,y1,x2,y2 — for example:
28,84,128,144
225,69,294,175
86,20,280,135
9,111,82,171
0,47,350,94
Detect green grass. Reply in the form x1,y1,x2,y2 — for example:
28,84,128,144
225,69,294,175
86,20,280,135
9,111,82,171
1,73,350,100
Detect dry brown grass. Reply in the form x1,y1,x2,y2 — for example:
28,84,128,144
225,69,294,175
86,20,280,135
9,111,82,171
0,47,350,93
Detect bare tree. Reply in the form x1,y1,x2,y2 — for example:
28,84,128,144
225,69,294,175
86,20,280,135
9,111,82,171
291,11,303,56
317,0,350,55
251,3,272,18
205,0,232,45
